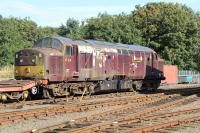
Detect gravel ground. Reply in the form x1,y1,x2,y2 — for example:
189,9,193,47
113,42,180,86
171,97,200,112
143,95,200,133
0,93,144,112
0,105,125,133
0,93,146,133
0,93,190,133
177,122,200,133
0,103,60,112
0,84,200,133
156,95,200,113
171,97,200,133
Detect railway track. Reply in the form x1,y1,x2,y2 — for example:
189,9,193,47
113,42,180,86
0,93,167,126
0,84,200,132
24,92,200,132
159,117,200,133
121,108,200,133
0,92,136,109
1,83,200,109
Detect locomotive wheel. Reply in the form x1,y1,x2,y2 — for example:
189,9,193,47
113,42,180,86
88,85,95,95
132,81,143,91
151,82,160,91
42,89,53,99
141,81,160,92
0,94,8,102
18,91,29,101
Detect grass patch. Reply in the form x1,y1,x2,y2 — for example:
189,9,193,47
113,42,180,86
0,65,14,78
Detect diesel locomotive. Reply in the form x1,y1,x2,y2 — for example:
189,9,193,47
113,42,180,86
1,36,165,100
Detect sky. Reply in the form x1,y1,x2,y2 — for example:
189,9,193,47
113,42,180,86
0,0,199,27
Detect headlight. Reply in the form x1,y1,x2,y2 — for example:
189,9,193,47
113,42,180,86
25,68,30,73
39,53,42,58
15,70,18,74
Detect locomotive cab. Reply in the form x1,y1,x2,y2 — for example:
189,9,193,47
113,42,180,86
15,37,71,81
15,49,46,79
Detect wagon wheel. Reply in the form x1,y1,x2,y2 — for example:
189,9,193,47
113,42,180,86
18,91,29,101
0,93,8,103
43,89,53,99
88,85,95,96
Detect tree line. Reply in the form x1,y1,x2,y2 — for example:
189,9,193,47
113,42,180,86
0,2,200,70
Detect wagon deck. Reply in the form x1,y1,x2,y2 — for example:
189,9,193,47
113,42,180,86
0,79,36,92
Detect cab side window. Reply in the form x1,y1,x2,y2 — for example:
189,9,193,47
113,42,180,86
154,53,158,60
122,49,129,55
66,46,73,56
117,49,122,54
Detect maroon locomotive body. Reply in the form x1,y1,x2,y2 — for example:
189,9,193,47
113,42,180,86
14,36,165,98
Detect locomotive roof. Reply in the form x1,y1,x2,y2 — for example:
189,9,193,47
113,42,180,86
80,40,154,52
52,36,74,44
51,36,154,52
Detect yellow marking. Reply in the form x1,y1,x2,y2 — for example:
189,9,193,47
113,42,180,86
92,68,97,77
133,56,143,62
15,66,44,77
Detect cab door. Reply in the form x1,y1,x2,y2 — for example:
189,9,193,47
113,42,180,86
145,52,153,78
152,53,159,76
64,45,77,80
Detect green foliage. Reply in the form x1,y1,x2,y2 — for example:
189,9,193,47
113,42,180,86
37,26,58,38
58,18,81,39
0,18,32,66
82,13,142,44
132,2,200,70
0,17,58,66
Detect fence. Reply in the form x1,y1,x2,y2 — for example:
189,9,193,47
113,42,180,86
178,70,200,83
0,65,14,78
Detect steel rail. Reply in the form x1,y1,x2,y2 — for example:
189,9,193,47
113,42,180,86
0,94,165,126
58,95,198,133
